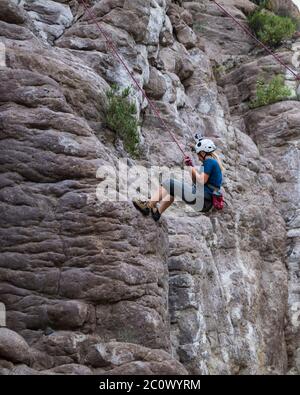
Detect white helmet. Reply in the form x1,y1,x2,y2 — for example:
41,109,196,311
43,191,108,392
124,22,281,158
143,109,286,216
194,138,216,154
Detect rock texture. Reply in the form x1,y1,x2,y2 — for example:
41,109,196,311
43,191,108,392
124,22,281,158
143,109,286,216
0,0,299,375
268,0,300,19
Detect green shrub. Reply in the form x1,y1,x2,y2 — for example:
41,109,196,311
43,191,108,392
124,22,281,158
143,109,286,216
106,85,140,156
248,9,296,47
212,64,228,78
250,75,292,108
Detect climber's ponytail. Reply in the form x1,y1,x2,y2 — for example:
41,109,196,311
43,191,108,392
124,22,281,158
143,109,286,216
211,152,225,173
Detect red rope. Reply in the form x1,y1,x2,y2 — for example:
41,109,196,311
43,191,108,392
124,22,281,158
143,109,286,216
79,0,187,156
211,0,300,80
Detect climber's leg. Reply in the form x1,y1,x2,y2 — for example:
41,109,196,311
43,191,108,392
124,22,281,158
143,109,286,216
161,179,211,212
161,179,197,205
134,178,202,220
148,186,169,209
133,184,169,219
145,180,176,221
150,179,196,221
150,194,175,222
159,194,175,214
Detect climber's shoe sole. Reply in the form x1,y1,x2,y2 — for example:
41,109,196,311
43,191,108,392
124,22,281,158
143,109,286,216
133,198,150,216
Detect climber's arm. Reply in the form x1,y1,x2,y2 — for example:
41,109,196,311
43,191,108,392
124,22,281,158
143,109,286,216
188,167,209,185
183,156,209,184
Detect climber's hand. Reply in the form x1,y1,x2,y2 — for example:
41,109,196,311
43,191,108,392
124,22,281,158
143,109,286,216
184,156,193,167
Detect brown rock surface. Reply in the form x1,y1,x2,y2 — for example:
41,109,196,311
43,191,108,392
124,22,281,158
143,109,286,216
0,0,299,375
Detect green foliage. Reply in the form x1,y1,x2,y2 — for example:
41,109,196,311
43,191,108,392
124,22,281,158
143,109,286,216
212,64,226,77
248,9,297,47
250,75,292,108
106,85,140,157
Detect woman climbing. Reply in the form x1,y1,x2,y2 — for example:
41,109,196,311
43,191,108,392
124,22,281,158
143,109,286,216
133,137,224,221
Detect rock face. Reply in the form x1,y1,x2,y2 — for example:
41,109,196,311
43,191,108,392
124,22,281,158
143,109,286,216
268,0,300,19
245,102,300,374
0,328,31,364
0,0,299,375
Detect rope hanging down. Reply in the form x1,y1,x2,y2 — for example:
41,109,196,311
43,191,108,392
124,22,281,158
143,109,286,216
211,0,300,80
79,0,299,157
79,0,186,156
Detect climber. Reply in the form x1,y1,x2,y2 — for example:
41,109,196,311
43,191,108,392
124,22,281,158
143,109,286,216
133,137,224,221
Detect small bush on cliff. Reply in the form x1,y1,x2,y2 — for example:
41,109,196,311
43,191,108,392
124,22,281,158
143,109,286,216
250,75,292,108
106,85,140,156
248,9,296,47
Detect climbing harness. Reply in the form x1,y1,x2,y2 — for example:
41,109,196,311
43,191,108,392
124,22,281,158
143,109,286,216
212,190,224,210
79,0,186,156
207,183,224,210
212,192,224,210
211,0,300,81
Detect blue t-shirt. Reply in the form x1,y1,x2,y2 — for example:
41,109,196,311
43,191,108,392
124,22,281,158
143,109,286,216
203,158,222,195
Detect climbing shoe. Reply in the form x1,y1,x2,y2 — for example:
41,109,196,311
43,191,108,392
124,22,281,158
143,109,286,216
133,198,150,216
151,207,161,222
44,327,54,336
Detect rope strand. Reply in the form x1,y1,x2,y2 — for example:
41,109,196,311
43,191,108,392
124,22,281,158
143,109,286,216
79,0,186,156
78,0,299,159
